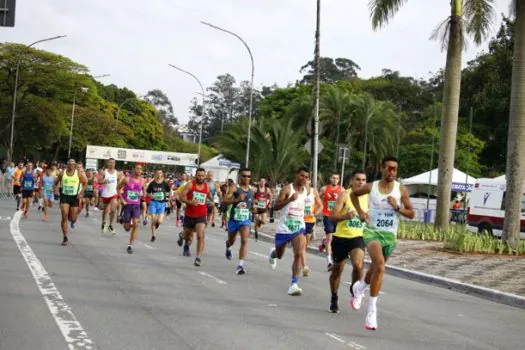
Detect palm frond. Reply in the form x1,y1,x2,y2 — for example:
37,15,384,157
430,16,468,52
368,0,408,30
464,0,496,45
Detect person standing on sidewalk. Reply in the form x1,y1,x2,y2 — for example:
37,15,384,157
350,156,415,330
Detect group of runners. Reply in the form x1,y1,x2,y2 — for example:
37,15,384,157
8,155,414,331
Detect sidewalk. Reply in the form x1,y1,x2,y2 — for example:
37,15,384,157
260,227,525,297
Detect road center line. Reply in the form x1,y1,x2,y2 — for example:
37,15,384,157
10,211,96,350
198,271,227,285
250,251,268,259
143,243,155,249
325,332,367,350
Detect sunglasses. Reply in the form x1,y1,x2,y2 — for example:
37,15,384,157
241,174,251,178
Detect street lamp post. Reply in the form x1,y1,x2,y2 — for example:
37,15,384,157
8,35,67,163
68,87,89,159
168,64,205,165
362,113,375,170
201,21,255,168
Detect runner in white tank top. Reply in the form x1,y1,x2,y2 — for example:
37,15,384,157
99,158,120,235
350,156,415,331
268,166,311,297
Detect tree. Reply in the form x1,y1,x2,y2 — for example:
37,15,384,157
145,89,177,126
300,57,361,84
369,0,496,229
503,0,525,248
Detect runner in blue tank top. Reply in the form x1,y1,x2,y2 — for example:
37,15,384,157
21,162,36,219
222,168,255,275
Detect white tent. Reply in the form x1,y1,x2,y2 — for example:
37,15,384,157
402,168,477,196
200,154,240,182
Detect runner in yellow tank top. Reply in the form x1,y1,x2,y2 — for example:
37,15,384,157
327,170,368,313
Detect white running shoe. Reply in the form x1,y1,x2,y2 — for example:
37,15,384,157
269,248,277,270
287,283,303,296
350,281,364,310
365,310,377,330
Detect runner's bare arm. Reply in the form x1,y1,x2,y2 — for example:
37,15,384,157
78,173,88,198
350,183,373,221
396,185,415,219
329,192,354,223
116,178,128,202
314,189,323,216
179,182,195,206
274,185,295,211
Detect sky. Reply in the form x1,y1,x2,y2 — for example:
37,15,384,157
2,0,511,124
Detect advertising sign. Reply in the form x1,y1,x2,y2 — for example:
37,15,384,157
86,145,198,166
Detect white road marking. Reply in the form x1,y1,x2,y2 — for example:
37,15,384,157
0,216,11,220
198,271,227,285
250,251,268,259
10,211,96,350
325,332,367,350
143,243,155,249
268,304,278,307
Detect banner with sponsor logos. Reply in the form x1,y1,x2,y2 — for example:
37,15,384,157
85,145,198,166
451,182,474,192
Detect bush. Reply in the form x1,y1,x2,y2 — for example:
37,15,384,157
398,221,525,255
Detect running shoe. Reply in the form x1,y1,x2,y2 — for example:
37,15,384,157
127,246,133,254
303,265,310,277
142,218,148,226
268,248,277,270
85,212,89,218
194,257,201,267
225,243,232,260
177,232,184,247
150,235,156,243
108,225,115,235
23,211,28,219
43,215,48,222
70,220,76,229
101,222,107,234
365,310,377,330
155,222,160,230
61,236,68,246
350,281,364,311
287,283,303,296
327,262,333,272
330,295,339,313
318,238,325,253
254,231,259,242
211,222,215,228
235,265,246,275
183,243,190,257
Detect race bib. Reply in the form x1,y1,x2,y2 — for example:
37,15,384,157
63,185,76,196
23,180,32,188
285,216,302,232
234,208,250,221
328,200,336,211
372,209,398,233
43,185,53,192
257,200,267,209
304,202,312,215
127,190,140,201
193,191,206,205
346,216,363,229
180,206,185,217
86,185,94,192
153,192,164,201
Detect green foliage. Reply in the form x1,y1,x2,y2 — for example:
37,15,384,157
398,221,525,255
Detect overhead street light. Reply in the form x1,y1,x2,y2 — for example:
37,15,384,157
8,34,67,163
200,21,255,168
168,64,205,165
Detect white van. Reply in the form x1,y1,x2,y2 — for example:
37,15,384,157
467,178,525,238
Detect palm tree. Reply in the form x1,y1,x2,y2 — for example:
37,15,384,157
369,0,496,229
320,86,352,172
503,0,524,248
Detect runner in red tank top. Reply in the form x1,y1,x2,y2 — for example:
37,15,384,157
178,168,212,267
319,173,344,271
253,177,273,241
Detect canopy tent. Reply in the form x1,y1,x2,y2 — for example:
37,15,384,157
200,155,240,182
402,168,477,196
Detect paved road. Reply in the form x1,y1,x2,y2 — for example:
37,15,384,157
0,199,524,350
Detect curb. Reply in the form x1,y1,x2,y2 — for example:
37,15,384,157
257,231,525,310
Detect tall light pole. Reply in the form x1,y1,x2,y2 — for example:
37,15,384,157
362,113,375,170
168,64,205,165
8,35,67,163
311,0,321,189
201,21,255,168
68,87,89,159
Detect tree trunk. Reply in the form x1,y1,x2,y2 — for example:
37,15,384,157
434,6,463,230
502,0,525,248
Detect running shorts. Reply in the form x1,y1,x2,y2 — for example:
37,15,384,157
13,185,21,196
305,222,315,234
22,190,34,199
84,192,94,199
60,194,79,207
275,229,306,248
123,204,141,222
183,215,207,229
323,216,336,234
228,219,251,234
331,236,365,263
44,191,54,201
102,195,118,204
148,201,166,215
363,228,397,258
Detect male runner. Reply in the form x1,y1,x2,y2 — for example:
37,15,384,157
20,162,36,219
328,170,368,313
205,171,221,227
95,167,105,210
268,166,310,296
13,162,24,210
219,181,228,228
178,168,213,267
81,169,97,217
319,174,344,271
41,166,56,221
147,170,170,242
99,158,119,234
351,156,415,330
223,168,255,275
55,159,87,246
175,173,188,226
303,179,323,277
253,176,273,242
118,163,144,254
